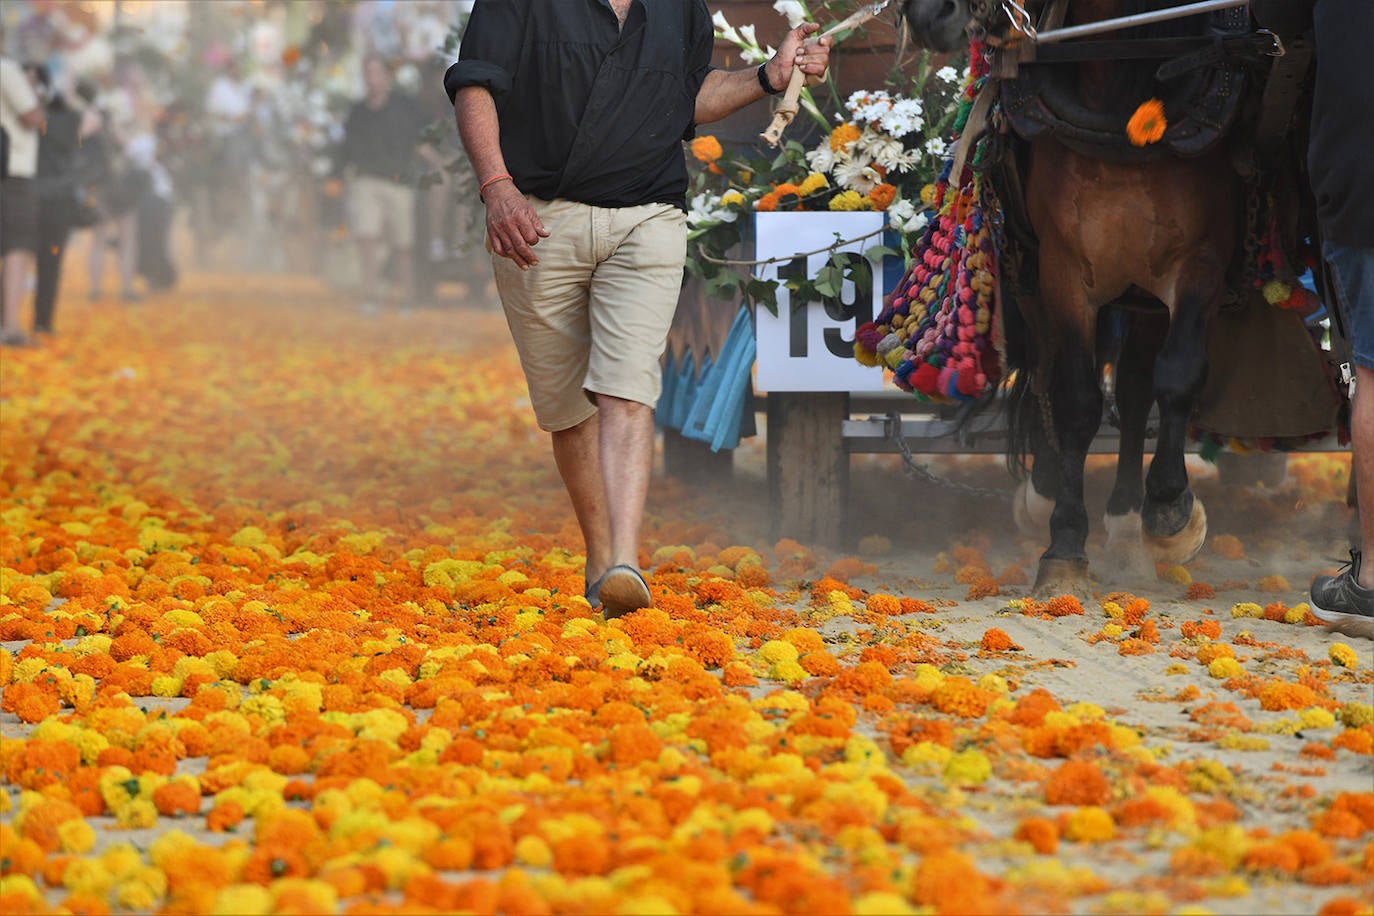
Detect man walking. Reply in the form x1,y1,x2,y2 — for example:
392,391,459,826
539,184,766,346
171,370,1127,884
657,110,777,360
447,1,830,617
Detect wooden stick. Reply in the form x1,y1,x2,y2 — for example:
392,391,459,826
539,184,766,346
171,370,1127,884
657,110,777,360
759,3,889,148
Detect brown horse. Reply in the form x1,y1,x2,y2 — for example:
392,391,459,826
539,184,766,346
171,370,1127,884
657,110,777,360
900,0,1266,593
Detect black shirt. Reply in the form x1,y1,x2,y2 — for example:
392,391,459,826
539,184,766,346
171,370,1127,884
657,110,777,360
1308,0,1374,247
339,92,430,184
444,0,715,210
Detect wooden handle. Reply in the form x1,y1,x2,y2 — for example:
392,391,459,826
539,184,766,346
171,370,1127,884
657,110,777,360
756,5,886,147
759,66,808,147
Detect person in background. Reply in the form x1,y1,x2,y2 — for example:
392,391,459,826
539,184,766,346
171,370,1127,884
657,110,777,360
1307,0,1374,626
447,1,830,617
128,128,177,292
26,62,92,336
82,85,144,304
0,53,46,346
339,54,448,311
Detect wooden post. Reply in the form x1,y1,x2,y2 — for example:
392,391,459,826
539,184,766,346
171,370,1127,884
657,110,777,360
767,392,850,546
662,429,734,484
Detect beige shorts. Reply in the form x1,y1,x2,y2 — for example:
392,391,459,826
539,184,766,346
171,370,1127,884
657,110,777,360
491,197,687,432
350,175,414,246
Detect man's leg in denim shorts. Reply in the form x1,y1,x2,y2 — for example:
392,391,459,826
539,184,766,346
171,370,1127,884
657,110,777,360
1313,243,1374,616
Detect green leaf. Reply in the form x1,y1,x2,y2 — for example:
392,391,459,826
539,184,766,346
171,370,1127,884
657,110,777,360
743,278,779,316
814,264,843,299
864,244,901,262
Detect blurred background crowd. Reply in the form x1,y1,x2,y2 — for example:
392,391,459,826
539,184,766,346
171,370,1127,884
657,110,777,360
0,0,483,346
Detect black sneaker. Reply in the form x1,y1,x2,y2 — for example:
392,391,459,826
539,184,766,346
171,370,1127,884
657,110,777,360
1310,550,1374,624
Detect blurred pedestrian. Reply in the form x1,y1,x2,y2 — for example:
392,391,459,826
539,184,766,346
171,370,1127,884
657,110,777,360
81,87,144,303
128,129,177,292
26,62,96,336
1307,0,1374,626
0,54,46,346
339,54,447,310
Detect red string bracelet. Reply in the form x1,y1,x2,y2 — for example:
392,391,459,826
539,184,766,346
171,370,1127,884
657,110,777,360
479,173,513,200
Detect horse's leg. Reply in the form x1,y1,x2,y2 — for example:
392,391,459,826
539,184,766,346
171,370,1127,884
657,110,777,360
1103,309,1168,580
1034,334,1104,596
1142,290,1214,564
1014,406,1059,538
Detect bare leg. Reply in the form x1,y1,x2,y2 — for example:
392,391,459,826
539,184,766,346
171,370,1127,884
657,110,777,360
1355,366,1374,588
426,184,448,259
596,394,655,569
394,249,414,305
1,250,34,334
356,238,380,306
117,213,139,298
89,223,107,297
551,412,612,584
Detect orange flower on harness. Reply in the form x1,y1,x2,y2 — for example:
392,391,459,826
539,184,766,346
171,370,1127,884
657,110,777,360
1127,98,1167,147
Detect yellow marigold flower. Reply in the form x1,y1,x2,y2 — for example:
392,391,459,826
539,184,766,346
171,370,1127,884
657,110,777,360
1338,702,1374,727
57,818,96,854
829,122,862,151
1329,642,1359,669
213,884,274,916
1064,806,1116,843
1208,657,1244,680
1231,602,1264,619
1162,564,1192,585
1102,601,1124,619
943,748,992,785
798,172,829,195
770,659,808,684
1299,707,1336,729
829,190,869,212
720,190,746,207
920,183,937,206
853,891,920,915
757,640,799,665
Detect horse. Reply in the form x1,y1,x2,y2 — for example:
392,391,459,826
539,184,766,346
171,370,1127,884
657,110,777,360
898,0,1301,594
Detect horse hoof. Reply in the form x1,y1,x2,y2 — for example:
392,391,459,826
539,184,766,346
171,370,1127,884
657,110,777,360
1102,510,1154,582
1013,479,1055,538
1034,556,1091,597
1144,495,1208,566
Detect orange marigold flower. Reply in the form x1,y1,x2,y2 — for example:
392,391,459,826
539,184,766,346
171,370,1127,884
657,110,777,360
1185,581,1217,600
690,136,723,163
206,799,245,832
965,576,1000,600
979,627,1021,652
799,650,840,677
1181,619,1222,641
932,676,993,718
911,849,991,912
865,593,903,616
1259,680,1323,711
754,191,780,212
869,183,897,210
1014,817,1059,854
830,122,862,151
1047,595,1085,617
152,781,201,817
1127,98,1167,146
1044,760,1111,806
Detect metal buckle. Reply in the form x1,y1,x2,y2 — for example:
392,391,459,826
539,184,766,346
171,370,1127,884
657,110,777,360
1257,28,1285,57
1002,0,1038,38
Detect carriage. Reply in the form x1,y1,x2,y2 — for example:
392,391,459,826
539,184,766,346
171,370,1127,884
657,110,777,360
672,0,1350,592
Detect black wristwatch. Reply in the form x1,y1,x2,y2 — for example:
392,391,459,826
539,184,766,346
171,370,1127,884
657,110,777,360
757,62,782,95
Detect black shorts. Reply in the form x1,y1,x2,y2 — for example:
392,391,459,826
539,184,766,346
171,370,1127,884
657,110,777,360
0,177,39,256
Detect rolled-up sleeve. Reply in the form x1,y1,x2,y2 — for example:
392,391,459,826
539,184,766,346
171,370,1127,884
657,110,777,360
443,0,528,105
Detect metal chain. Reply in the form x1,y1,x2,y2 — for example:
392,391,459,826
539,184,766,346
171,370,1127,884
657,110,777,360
885,412,1013,502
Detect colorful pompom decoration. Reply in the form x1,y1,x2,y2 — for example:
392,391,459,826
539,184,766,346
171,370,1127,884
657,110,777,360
853,44,1001,402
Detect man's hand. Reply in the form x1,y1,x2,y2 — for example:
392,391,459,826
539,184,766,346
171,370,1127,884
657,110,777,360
763,22,833,91
483,181,549,270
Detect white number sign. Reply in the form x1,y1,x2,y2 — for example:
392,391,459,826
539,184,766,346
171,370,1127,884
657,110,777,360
753,212,890,392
